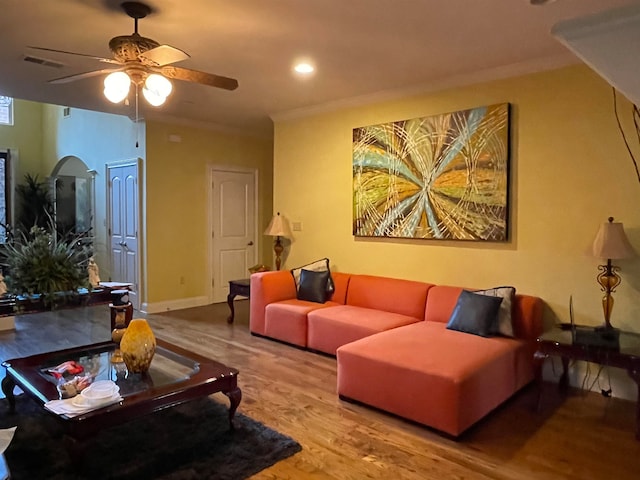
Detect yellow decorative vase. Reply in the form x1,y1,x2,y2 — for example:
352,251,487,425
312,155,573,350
120,318,156,373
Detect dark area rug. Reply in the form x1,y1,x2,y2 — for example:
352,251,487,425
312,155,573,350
0,395,301,480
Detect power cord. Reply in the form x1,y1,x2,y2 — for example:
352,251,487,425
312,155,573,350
599,362,613,398
613,87,640,184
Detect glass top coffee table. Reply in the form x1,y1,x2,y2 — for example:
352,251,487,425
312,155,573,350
1,338,241,444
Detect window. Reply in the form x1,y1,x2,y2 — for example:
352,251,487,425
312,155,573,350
0,151,9,243
0,97,13,126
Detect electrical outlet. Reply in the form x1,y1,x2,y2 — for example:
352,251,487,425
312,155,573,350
179,276,185,285
292,221,302,232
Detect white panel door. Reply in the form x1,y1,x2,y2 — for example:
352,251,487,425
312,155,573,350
211,169,256,303
108,163,140,310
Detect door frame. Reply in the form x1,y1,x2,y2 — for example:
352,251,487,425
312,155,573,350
106,158,142,309
207,165,259,304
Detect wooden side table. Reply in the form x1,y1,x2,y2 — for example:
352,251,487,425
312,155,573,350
227,279,250,324
534,326,640,440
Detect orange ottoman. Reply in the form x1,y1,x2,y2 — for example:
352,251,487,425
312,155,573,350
336,321,529,436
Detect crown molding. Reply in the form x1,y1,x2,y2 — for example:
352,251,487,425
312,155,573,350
145,112,273,140
270,53,578,123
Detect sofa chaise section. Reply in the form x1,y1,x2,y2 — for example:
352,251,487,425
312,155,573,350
336,286,543,436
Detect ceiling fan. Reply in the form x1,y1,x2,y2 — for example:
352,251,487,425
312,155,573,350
29,1,238,107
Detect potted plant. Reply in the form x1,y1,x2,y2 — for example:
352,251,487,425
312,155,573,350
0,173,93,312
1,224,92,310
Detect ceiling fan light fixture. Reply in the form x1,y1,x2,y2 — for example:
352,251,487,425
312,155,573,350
104,71,131,103
142,73,172,106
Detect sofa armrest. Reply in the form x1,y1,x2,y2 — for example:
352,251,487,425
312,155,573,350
249,271,297,335
512,294,544,350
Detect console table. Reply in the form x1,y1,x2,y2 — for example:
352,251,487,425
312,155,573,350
534,326,640,440
227,279,250,324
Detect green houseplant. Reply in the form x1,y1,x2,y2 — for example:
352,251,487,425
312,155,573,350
14,173,54,233
0,173,93,311
2,225,91,308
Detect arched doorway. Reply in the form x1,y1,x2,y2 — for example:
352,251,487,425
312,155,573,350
50,156,95,237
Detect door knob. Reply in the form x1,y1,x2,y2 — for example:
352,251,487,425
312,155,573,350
247,241,254,246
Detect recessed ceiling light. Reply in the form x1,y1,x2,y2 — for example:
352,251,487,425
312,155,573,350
294,62,315,75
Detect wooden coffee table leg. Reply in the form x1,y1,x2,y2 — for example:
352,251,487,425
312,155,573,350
1,375,15,413
224,387,242,428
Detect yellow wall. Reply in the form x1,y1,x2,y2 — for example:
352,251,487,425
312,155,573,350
145,121,273,303
274,65,640,334
0,99,45,181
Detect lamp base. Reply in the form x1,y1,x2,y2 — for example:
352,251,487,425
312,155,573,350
273,236,283,271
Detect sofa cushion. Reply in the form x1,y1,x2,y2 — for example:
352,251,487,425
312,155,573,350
337,322,529,436
446,290,502,337
307,305,421,355
264,299,340,347
346,275,433,319
425,286,467,324
474,286,516,337
297,269,330,303
329,272,351,304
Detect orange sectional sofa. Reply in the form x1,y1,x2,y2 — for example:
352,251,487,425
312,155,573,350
250,270,543,437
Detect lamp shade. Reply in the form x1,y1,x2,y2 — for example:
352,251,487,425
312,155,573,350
592,217,636,260
264,212,292,237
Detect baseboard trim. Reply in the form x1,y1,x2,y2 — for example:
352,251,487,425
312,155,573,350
141,296,210,314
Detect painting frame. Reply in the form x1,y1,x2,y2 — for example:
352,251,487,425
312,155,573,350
352,103,511,242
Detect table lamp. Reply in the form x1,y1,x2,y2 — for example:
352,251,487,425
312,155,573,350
591,217,636,330
264,212,292,270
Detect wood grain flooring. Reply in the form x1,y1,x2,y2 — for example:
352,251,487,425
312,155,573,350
0,302,639,479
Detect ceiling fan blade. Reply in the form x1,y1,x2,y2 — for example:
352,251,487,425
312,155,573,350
160,66,238,91
28,46,120,65
139,44,189,66
48,68,122,84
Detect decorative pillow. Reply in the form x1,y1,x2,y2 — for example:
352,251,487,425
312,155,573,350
290,258,335,296
446,290,503,338
474,286,516,337
297,269,330,303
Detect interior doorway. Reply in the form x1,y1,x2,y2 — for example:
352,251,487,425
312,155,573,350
50,156,95,238
209,167,258,303
107,160,140,310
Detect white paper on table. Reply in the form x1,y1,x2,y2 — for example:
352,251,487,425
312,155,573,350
0,427,16,454
44,395,123,418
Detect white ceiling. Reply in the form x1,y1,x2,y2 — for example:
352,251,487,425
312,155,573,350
0,0,636,136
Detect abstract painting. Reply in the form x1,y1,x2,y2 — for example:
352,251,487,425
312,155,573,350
353,103,510,241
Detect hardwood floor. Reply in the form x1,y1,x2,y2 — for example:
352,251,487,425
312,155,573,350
0,302,639,479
